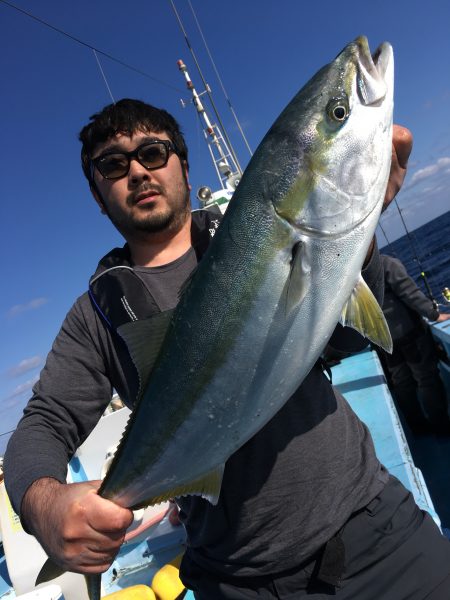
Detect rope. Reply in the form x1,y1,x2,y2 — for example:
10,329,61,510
169,0,243,174
0,0,184,94
187,0,253,157
93,49,116,104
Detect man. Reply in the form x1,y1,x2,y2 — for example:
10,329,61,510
381,254,450,435
4,100,450,599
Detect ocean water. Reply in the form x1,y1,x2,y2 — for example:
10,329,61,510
379,210,450,311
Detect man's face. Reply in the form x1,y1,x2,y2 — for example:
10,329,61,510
91,130,190,239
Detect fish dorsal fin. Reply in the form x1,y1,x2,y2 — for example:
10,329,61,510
117,310,174,395
340,274,392,352
137,464,225,509
285,241,311,315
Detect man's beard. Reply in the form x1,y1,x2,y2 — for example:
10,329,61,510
101,181,191,239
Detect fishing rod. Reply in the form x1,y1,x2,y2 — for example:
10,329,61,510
386,198,439,308
378,222,396,255
394,198,437,306
0,429,15,439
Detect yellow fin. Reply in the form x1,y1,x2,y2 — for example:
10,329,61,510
340,275,392,353
139,464,225,509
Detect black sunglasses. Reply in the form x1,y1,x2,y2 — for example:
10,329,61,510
91,139,178,180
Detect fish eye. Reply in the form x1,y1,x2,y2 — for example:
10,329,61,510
327,97,349,123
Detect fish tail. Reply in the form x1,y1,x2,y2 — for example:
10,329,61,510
36,559,101,599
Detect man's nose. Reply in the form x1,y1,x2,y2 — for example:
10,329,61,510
128,158,152,183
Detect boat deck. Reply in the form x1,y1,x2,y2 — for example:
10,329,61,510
332,328,450,535
2,329,449,599
331,348,441,525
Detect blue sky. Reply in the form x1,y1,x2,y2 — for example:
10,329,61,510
1,0,450,454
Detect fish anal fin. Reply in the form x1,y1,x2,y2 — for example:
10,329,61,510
340,274,392,353
285,241,311,316
35,558,66,586
141,464,225,509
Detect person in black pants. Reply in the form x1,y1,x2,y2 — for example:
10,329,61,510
5,99,450,599
381,254,450,435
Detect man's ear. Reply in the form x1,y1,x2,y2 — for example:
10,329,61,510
182,161,192,191
91,185,107,214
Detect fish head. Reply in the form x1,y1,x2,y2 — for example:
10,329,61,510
270,36,394,237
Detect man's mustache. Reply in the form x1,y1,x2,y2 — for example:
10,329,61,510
128,182,164,206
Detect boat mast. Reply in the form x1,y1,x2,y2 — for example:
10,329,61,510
177,58,241,191
178,59,241,208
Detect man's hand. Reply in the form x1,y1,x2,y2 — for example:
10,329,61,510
364,125,413,265
437,313,450,323
382,124,413,212
22,478,133,574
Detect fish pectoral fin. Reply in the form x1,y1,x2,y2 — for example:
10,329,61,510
35,558,66,585
285,241,311,315
340,274,392,353
117,309,175,389
149,464,225,507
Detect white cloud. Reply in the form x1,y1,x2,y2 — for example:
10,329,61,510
7,297,49,318
379,176,449,242
3,376,38,403
7,356,42,378
408,157,450,188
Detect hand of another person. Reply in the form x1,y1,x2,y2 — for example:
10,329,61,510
22,478,133,574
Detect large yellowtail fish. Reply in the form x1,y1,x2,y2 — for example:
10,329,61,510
39,36,393,598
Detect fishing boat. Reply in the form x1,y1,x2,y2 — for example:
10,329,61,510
2,13,450,600
2,310,449,600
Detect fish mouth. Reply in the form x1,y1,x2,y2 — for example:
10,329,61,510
352,36,393,106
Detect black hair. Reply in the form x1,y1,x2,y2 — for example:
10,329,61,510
79,98,189,183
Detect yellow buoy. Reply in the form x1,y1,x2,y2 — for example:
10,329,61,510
102,584,156,599
152,554,185,600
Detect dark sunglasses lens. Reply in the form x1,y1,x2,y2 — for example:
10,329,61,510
97,154,129,179
138,143,168,169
